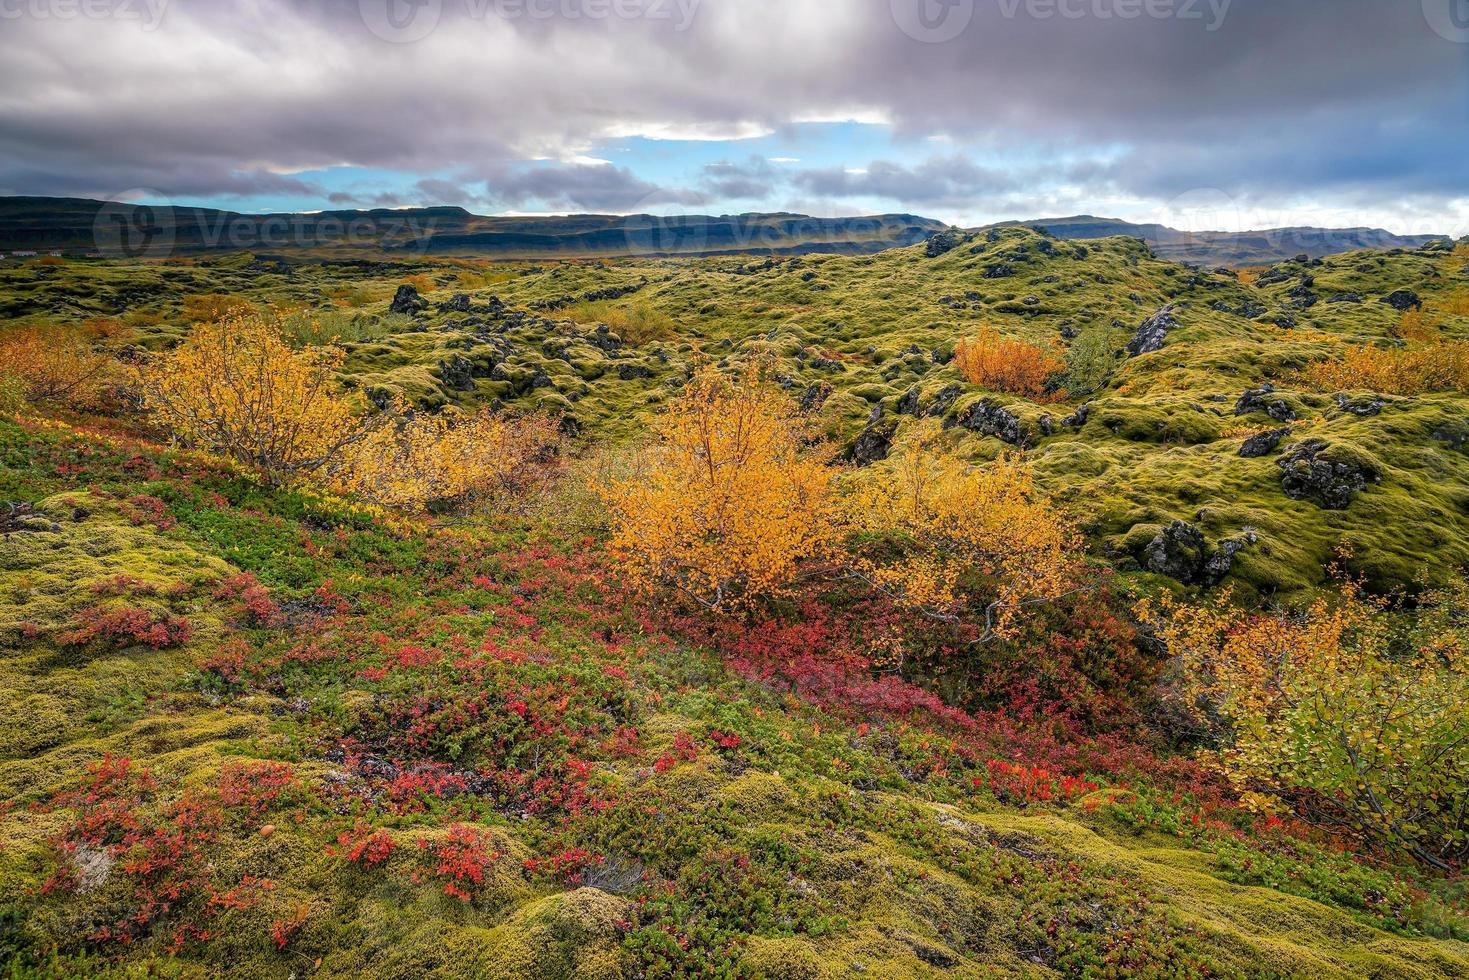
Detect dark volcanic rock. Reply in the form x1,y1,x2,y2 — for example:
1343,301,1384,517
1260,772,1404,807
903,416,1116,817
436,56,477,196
390,284,428,315
1380,289,1422,311
1326,292,1363,304
1141,521,1209,583
1240,426,1291,458
1234,383,1296,422
1276,438,1378,509
437,353,477,392
616,363,652,381
925,383,964,418
1137,520,1257,586
849,417,898,466
924,229,966,258
955,399,1028,447
1334,393,1384,417
800,383,833,413
1124,305,1178,357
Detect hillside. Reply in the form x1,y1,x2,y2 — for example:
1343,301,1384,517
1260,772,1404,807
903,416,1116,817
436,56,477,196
0,198,943,259
3,412,1467,978
0,196,1447,266
6,226,1467,599
990,216,1445,266
2,230,1468,977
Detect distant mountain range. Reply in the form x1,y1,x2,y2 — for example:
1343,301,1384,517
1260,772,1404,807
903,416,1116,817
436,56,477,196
990,215,1447,265
0,197,1450,266
0,197,942,259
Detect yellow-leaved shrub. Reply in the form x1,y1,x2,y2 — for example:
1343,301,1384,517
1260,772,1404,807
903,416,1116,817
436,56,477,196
1139,575,1469,870
842,427,1079,636
330,409,560,512
602,364,836,611
954,328,1066,400
0,324,119,410
137,312,376,484
1299,340,1469,395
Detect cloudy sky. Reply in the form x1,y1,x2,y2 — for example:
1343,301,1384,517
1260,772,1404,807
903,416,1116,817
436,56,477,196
1,0,1466,234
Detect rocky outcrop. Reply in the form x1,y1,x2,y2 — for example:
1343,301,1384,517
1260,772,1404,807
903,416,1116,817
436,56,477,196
1334,393,1384,417
955,399,1028,447
1380,289,1422,311
1234,383,1296,422
799,383,832,413
1137,520,1257,586
390,284,429,315
1276,439,1379,509
436,353,477,392
1239,426,1291,458
924,229,966,258
849,417,898,466
1124,305,1178,356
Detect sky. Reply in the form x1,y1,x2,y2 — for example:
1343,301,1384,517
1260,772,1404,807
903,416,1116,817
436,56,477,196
1,0,1467,235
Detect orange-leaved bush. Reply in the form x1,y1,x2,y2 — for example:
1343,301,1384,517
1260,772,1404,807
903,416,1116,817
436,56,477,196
138,312,377,484
953,327,1066,400
0,324,118,410
1298,340,1469,395
330,408,560,513
842,426,1079,636
602,363,836,611
1139,575,1469,871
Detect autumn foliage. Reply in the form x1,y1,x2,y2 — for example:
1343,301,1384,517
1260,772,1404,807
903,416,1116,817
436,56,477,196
1140,576,1469,870
0,324,118,410
330,408,560,512
1299,339,1469,395
842,428,1079,635
954,328,1066,399
138,312,375,483
603,364,836,610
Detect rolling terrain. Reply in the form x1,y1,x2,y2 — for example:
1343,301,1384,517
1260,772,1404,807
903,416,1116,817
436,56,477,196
2,228,1468,977
0,196,1445,266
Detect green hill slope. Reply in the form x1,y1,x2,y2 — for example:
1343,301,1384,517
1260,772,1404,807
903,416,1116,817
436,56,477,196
1,414,1465,977
7,226,1463,598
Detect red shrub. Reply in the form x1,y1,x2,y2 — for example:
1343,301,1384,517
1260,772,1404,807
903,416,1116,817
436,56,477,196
218,761,296,818
56,606,193,650
417,824,501,902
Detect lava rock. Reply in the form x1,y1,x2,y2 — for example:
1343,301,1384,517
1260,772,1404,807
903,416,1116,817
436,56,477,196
1141,521,1210,583
1124,305,1178,356
1137,520,1257,586
1276,438,1378,509
925,383,964,418
800,383,833,413
616,363,652,381
1380,289,1422,311
924,229,966,258
436,353,477,392
438,292,472,313
1334,393,1384,417
1240,426,1291,458
955,399,1029,447
849,417,898,466
1234,383,1297,422
390,284,428,315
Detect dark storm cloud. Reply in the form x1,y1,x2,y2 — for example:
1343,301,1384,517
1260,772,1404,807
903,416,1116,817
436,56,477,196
791,156,1015,207
0,0,1463,220
701,157,776,199
488,163,707,211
